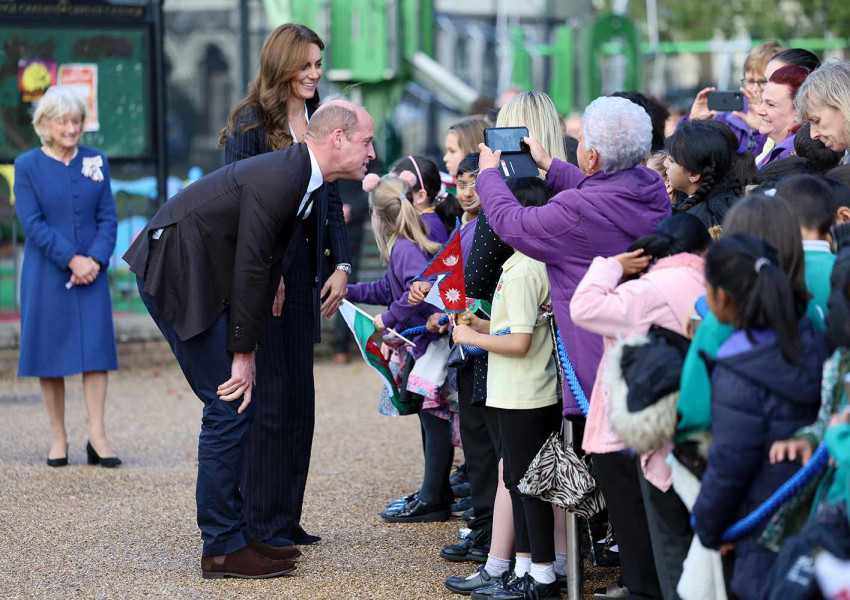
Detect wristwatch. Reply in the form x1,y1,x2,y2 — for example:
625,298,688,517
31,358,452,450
335,263,352,275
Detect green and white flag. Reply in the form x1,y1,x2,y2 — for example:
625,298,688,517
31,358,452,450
339,300,400,406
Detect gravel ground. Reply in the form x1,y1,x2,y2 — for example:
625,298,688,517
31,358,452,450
0,345,616,599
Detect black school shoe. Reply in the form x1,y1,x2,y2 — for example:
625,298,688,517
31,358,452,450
386,492,418,508
452,481,472,498
440,536,490,562
493,573,562,600
471,571,520,600
445,565,500,595
380,497,450,523
451,496,474,516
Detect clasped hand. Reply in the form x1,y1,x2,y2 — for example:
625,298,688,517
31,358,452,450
68,255,100,286
218,351,256,414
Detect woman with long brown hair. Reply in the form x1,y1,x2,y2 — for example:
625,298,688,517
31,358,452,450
220,23,352,550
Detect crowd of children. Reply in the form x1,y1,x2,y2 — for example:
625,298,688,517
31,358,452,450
346,49,850,600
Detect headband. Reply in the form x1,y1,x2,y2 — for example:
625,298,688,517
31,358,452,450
408,155,425,190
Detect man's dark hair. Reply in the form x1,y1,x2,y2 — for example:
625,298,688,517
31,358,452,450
506,177,550,208
776,174,835,235
794,122,844,173
751,156,820,189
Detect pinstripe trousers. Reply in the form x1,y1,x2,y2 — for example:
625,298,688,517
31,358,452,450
241,231,317,542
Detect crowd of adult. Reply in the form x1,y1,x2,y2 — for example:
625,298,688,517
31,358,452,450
12,23,850,600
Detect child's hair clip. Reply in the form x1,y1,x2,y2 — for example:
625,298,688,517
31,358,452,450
398,170,418,188
362,173,381,193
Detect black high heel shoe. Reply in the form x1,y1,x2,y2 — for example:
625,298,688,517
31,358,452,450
46,444,69,467
86,441,122,468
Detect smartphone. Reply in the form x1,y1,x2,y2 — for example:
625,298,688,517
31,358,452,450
707,91,744,113
484,126,529,153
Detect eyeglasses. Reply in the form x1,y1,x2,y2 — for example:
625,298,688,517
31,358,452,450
456,182,476,191
741,77,769,88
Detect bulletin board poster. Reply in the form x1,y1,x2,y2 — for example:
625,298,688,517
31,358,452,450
58,63,99,132
17,59,57,102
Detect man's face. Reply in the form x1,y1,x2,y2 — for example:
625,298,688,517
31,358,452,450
338,112,376,180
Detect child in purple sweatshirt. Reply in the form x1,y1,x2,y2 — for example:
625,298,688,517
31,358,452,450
347,173,459,524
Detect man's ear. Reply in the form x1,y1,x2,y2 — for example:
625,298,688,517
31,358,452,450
332,128,345,149
835,206,850,225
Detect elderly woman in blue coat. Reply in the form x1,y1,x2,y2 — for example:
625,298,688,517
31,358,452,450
14,86,120,468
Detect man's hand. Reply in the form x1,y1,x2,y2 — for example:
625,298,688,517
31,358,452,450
477,143,503,172
732,87,762,130
68,255,99,286
689,86,717,121
321,269,348,318
374,313,387,332
522,136,553,171
272,277,285,316
452,323,478,346
425,312,448,334
769,438,814,465
409,281,432,304
614,249,652,276
217,351,256,414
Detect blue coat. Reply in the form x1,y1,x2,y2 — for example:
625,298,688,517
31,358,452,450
14,147,118,377
693,319,825,600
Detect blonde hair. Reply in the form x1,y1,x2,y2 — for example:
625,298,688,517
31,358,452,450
219,23,324,150
370,175,442,263
449,117,490,156
744,41,785,76
32,86,86,145
496,91,567,178
796,61,850,144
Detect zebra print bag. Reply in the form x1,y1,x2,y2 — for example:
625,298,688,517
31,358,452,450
517,315,605,518
517,421,605,518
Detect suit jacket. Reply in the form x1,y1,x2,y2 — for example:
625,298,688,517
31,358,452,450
124,144,313,353
224,104,351,341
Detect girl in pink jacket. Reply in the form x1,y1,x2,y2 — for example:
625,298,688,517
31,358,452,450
571,213,711,600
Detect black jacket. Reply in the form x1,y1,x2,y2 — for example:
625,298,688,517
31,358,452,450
673,182,740,231
124,144,312,353
693,319,825,600
224,105,351,341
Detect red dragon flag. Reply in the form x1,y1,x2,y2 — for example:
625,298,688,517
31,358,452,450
417,219,466,313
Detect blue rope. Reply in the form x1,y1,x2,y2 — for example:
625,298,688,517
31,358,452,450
397,315,507,356
553,327,590,418
718,443,830,543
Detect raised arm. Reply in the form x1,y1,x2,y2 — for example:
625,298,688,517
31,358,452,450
545,158,586,193
476,168,580,264
571,256,657,338
13,159,77,271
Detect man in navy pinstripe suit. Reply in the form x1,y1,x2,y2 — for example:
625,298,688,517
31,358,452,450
126,101,375,578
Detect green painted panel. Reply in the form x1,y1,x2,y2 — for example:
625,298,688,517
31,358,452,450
0,26,149,160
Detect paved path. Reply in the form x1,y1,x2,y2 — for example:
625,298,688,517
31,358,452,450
0,350,614,598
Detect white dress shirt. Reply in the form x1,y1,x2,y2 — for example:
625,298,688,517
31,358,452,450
299,145,323,220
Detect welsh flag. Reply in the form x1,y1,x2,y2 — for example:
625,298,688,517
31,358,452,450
417,219,466,312
339,301,400,406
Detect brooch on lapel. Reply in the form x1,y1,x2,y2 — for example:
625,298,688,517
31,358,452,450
82,156,104,182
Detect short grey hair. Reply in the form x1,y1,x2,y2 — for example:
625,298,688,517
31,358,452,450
32,86,87,145
581,96,652,173
307,99,362,141
795,61,850,140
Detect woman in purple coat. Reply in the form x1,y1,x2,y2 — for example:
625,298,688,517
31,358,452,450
477,95,671,599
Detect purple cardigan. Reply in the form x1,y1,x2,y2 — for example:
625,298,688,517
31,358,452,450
460,216,478,263
420,210,450,245
476,159,672,415
757,133,797,169
346,237,439,358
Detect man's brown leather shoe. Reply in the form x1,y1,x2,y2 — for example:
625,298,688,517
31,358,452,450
201,545,297,579
248,539,303,561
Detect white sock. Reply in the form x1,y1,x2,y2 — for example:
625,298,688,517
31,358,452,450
554,552,567,576
530,562,556,585
514,556,532,578
484,555,511,578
